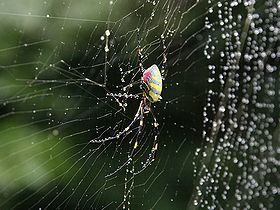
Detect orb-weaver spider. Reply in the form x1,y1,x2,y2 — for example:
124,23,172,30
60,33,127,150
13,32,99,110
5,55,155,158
92,64,163,162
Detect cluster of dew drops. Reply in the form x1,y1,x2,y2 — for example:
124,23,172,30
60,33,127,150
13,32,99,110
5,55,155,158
193,0,280,209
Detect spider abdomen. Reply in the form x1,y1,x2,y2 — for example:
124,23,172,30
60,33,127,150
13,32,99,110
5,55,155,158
142,64,162,103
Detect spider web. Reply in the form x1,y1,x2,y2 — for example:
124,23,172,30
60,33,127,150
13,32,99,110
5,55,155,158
0,0,279,210
190,0,280,209
0,0,207,209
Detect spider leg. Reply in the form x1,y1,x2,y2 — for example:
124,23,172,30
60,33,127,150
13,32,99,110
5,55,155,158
148,106,160,162
132,99,159,162
143,98,150,114
119,100,143,138
122,79,142,92
133,100,144,150
91,100,143,143
132,103,160,166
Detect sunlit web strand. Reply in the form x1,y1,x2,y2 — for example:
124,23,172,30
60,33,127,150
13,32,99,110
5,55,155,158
0,12,116,24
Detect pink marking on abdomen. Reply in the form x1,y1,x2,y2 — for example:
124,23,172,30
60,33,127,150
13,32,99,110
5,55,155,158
142,70,151,83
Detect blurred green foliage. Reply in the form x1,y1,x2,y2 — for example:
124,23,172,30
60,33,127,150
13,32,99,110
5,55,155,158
0,0,279,210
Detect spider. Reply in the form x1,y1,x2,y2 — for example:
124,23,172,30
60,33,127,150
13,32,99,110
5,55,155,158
93,64,163,162
131,64,163,158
